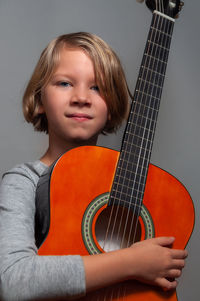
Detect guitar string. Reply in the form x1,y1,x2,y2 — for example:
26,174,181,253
121,22,159,248
129,13,174,248
127,14,173,248
90,5,175,300
126,1,174,247
101,1,166,262
130,13,174,248
118,4,175,300
96,2,174,300
103,9,167,301
124,21,160,246
119,5,173,300
122,8,174,301
117,18,173,296
109,7,172,282
118,6,171,250
120,11,164,251
130,15,165,246
98,17,159,301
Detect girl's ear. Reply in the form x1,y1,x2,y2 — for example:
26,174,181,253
38,104,45,114
37,91,45,113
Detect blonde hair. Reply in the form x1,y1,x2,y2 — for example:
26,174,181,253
23,32,130,134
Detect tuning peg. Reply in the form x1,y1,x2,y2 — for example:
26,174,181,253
136,0,144,3
179,1,184,11
175,1,184,18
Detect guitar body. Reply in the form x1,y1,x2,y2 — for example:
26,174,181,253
38,146,195,301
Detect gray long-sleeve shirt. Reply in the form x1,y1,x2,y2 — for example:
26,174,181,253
0,160,86,301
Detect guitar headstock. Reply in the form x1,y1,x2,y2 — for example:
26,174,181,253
137,0,184,18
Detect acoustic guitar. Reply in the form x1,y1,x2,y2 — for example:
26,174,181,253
38,1,195,300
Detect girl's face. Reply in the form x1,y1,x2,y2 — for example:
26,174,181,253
40,47,108,147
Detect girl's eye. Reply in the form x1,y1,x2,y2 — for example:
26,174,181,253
91,85,99,92
58,81,71,87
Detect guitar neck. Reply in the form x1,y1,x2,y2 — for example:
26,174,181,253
109,11,175,211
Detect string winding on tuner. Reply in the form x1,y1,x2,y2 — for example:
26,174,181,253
179,1,184,10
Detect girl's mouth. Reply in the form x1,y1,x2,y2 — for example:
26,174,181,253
67,113,93,121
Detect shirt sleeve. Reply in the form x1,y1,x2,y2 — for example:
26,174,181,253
0,167,86,301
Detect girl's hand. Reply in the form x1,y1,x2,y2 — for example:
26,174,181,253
83,236,187,293
128,236,188,290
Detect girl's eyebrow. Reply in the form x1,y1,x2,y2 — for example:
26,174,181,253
52,73,70,78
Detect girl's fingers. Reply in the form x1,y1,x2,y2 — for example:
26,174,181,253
157,277,178,291
167,269,182,279
171,249,188,259
171,259,185,269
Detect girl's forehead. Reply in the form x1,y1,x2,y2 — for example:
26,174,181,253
56,47,93,67
52,47,96,79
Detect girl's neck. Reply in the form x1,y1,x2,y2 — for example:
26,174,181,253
40,134,98,166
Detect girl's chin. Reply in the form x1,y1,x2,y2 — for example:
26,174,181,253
69,134,98,145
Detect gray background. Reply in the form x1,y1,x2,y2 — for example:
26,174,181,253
0,0,199,300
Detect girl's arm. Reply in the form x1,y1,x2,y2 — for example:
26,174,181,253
0,164,85,301
83,236,187,292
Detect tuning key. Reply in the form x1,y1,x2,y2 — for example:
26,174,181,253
179,1,184,11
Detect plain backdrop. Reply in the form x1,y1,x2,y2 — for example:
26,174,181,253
0,1,199,300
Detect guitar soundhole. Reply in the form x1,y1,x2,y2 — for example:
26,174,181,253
95,205,141,252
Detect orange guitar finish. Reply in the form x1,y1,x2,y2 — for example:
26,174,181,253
38,146,195,301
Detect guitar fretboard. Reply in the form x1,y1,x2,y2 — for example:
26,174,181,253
109,11,175,214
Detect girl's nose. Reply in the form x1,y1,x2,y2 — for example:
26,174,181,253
70,86,91,106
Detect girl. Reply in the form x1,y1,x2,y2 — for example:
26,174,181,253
0,32,187,300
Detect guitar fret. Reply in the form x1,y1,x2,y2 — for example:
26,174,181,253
139,66,164,89
115,169,146,185
141,65,165,78
147,40,170,52
132,106,159,124
118,163,148,177
149,29,171,50
112,182,145,195
115,164,147,172
154,12,174,33
111,192,144,205
139,76,163,90
134,95,160,111
123,131,154,145
135,101,159,113
109,196,142,209
124,129,154,144
116,161,148,177
114,173,146,190
125,127,155,142
121,143,150,162
143,53,167,67
128,114,157,132
124,125,153,139
150,26,172,38
119,153,149,166
129,112,157,125
111,184,144,199
115,171,146,185
120,149,147,161
123,141,152,154
141,54,167,76
110,188,145,206
136,89,160,102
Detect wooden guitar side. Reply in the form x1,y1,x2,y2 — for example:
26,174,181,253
38,146,195,301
